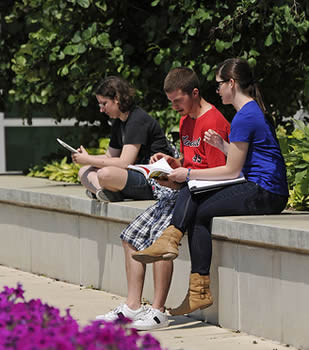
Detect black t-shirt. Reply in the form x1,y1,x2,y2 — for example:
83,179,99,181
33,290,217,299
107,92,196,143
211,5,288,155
109,106,174,164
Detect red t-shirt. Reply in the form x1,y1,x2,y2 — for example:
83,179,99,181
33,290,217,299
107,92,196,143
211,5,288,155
180,105,230,169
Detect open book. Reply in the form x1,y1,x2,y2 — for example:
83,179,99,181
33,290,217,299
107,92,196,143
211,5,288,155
127,157,173,179
57,138,78,153
188,173,246,194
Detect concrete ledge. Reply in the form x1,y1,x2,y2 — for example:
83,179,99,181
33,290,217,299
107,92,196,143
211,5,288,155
0,175,155,223
1,175,309,349
212,215,309,253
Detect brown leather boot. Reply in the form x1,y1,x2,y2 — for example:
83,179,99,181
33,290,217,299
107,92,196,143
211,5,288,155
132,225,183,264
169,273,213,316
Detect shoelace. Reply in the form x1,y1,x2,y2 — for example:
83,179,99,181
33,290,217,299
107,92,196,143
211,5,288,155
135,307,150,321
139,307,156,319
104,304,124,317
140,308,163,325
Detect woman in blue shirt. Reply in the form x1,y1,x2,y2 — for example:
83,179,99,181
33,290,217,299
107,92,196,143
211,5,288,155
133,58,289,316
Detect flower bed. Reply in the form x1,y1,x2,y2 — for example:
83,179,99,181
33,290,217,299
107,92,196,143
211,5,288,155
0,284,165,350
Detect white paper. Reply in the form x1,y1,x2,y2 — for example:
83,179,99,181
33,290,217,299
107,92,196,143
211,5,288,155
188,173,246,193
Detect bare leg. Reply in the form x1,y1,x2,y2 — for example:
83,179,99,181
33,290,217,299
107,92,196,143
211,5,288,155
97,167,128,192
152,260,173,312
78,166,101,193
123,241,146,310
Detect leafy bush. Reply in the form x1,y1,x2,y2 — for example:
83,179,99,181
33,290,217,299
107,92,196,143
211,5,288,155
0,284,164,350
1,0,308,127
150,107,180,137
27,138,109,183
278,120,309,210
27,157,81,183
85,137,110,155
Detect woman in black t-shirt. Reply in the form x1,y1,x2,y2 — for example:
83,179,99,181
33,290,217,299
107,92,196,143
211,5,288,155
72,76,173,202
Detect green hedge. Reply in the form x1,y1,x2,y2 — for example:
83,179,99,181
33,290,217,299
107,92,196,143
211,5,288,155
1,0,308,131
278,120,309,210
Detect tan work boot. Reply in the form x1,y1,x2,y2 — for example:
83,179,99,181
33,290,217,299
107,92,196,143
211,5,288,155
132,225,183,264
169,273,213,316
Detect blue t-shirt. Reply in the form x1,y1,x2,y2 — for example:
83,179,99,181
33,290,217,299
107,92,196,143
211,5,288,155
229,100,288,196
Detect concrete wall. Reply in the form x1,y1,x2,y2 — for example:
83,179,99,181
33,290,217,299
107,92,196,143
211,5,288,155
0,201,190,308
209,240,309,348
202,216,309,349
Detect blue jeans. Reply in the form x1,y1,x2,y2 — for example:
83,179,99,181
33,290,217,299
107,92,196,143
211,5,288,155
103,169,154,201
171,182,288,275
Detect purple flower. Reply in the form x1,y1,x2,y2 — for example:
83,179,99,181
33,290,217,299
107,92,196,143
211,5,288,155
0,284,165,350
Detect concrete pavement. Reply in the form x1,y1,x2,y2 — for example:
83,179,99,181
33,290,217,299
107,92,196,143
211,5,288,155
0,265,298,350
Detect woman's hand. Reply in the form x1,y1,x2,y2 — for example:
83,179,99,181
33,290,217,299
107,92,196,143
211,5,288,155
168,167,188,183
71,145,90,165
204,129,225,152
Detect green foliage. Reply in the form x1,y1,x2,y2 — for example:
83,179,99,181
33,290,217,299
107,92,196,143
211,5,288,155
278,120,309,210
1,0,308,127
27,137,109,183
27,157,81,183
150,107,180,136
0,0,24,111
83,136,110,155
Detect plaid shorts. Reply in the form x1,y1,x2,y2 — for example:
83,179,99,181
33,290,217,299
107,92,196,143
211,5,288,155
120,189,179,250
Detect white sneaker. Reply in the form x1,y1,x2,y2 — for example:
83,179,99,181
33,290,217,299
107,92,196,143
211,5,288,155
132,307,169,331
96,303,147,322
